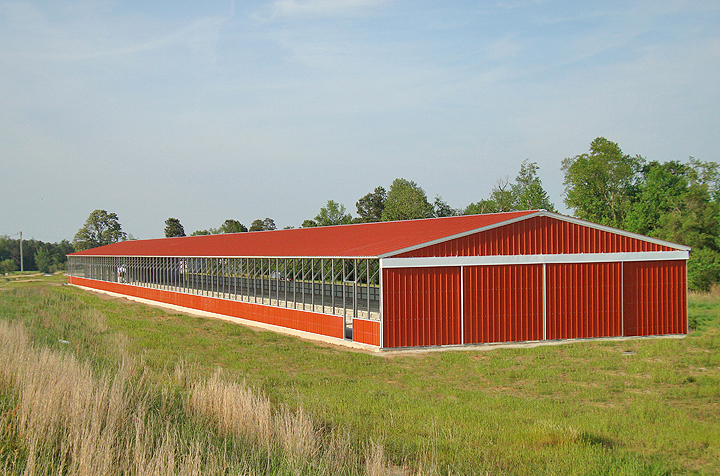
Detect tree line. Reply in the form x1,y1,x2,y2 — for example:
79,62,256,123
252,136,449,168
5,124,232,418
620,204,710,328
14,137,716,291
0,236,73,275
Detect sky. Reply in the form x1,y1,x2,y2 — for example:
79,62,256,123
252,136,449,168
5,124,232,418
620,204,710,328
1,0,719,242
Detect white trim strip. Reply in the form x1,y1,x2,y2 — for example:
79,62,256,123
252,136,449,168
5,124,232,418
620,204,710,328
460,266,465,345
379,259,384,349
381,251,689,269
542,262,547,341
69,254,379,260
352,317,380,324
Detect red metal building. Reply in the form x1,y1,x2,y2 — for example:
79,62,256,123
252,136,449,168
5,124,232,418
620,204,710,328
67,211,689,349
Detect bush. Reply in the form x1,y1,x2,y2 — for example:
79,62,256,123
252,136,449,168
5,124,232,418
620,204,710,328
688,248,720,292
0,259,17,275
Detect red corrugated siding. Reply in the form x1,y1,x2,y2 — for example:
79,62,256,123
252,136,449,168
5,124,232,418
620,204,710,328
623,260,686,336
463,265,543,343
545,262,623,339
353,319,381,346
396,216,674,257
71,277,344,339
382,267,461,348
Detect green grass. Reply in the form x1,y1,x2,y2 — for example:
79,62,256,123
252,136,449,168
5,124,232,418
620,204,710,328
1,275,719,474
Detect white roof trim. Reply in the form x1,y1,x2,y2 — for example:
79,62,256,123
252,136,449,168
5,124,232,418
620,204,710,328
68,255,379,260
381,250,690,269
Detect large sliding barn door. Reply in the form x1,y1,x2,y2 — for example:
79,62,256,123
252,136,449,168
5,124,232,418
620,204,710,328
463,264,543,344
383,267,461,348
623,260,687,336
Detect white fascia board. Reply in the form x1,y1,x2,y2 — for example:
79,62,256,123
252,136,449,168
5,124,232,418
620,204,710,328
377,211,545,258
71,255,379,260
381,251,690,269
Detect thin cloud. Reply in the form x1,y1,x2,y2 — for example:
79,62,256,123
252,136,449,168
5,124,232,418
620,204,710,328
267,0,390,18
0,2,231,62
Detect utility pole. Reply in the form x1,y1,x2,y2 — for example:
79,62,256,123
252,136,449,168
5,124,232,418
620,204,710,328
19,231,23,273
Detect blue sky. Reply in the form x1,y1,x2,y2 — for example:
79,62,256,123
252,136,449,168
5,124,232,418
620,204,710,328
1,0,718,241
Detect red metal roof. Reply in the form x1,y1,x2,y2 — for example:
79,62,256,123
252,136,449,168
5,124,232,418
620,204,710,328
69,210,689,258
69,210,538,258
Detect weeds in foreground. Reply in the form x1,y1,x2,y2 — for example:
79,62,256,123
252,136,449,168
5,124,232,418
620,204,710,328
1,279,719,474
0,320,393,475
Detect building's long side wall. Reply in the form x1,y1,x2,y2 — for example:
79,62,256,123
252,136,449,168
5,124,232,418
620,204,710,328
68,255,382,344
71,277,345,339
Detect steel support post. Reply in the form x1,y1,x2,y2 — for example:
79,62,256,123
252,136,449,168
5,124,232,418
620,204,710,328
331,259,335,314
353,259,358,319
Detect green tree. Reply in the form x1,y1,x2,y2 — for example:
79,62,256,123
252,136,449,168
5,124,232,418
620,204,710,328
624,161,690,236
164,218,186,238
0,258,17,274
512,160,556,211
381,178,433,221
73,210,127,251
249,218,276,232
301,220,317,228
433,195,459,217
688,248,720,293
34,247,53,274
489,177,515,212
689,157,720,201
219,219,247,234
464,160,555,214
356,186,386,223
463,199,499,215
262,218,276,231
190,229,211,236
315,200,352,226
653,182,720,252
561,137,644,229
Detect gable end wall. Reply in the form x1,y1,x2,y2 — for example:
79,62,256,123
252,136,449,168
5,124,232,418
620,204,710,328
393,216,673,258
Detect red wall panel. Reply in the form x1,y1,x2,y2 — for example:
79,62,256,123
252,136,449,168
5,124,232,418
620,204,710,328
545,262,623,339
353,319,381,346
623,260,687,336
382,267,461,348
71,277,344,339
396,216,672,258
463,265,543,344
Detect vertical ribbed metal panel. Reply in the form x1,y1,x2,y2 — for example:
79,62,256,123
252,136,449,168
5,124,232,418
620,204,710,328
352,319,380,346
382,267,461,348
623,260,687,336
463,265,543,344
395,216,673,257
546,262,623,339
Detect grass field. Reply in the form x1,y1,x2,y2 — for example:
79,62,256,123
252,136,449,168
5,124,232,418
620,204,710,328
1,274,719,474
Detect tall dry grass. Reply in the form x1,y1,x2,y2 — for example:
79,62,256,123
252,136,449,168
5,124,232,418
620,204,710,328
0,320,393,475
